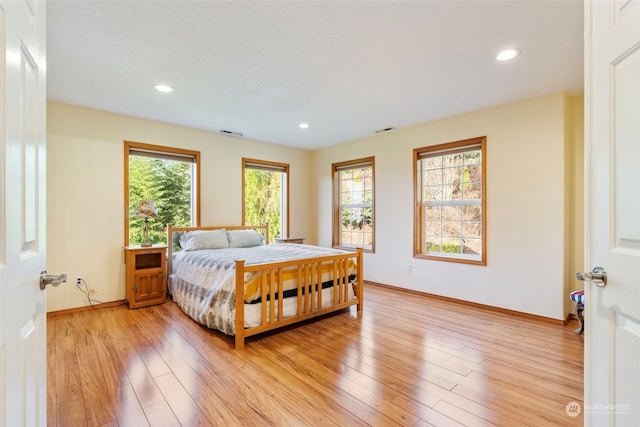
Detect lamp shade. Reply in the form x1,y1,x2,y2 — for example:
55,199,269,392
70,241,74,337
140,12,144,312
134,200,158,219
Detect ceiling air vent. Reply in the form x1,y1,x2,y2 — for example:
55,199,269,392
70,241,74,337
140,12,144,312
220,129,243,138
374,127,396,134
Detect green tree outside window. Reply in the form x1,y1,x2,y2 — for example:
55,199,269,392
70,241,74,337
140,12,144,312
129,156,193,245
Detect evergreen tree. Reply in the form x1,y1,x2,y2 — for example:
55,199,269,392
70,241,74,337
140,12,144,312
129,157,192,245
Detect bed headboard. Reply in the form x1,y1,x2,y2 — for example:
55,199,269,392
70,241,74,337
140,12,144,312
168,224,270,248
166,224,270,276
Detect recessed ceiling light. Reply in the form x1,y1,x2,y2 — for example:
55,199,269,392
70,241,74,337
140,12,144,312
298,123,309,129
153,84,174,93
496,48,520,61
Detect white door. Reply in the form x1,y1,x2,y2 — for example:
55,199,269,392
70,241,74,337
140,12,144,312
0,0,48,426
583,1,640,426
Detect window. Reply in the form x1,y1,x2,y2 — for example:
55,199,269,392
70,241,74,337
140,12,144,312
242,158,289,239
414,137,486,265
332,157,375,252
124,141,201,246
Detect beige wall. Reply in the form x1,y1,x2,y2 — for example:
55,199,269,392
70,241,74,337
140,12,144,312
567,95,585,314
312,93,585,320
47,94,584,319
46,102,312,312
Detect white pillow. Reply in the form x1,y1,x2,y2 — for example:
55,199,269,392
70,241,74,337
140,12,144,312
183,229,229,251
227,229,265,248
178,232,189,249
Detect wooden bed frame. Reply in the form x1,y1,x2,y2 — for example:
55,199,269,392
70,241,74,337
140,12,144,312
167,224,364,349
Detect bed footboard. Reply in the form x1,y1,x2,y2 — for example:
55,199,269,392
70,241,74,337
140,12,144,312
234,247,363,349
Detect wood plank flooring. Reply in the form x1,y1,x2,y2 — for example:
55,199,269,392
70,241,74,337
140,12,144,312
47,284,584,426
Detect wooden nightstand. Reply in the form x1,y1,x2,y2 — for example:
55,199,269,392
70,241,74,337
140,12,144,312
123,245,167,308
274,237,305,244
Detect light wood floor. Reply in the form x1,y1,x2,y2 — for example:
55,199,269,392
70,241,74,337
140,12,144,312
47,284,584,427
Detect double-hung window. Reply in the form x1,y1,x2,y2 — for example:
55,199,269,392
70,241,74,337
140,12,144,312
332,157,375,252
414,137,486,265
124,141,201,246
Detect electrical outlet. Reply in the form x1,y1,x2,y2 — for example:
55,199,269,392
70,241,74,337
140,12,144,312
76,276,83,286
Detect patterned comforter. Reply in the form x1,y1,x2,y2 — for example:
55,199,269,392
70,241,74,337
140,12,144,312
168,244,357,335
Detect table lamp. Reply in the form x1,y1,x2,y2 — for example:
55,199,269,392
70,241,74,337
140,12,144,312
135,200,158,247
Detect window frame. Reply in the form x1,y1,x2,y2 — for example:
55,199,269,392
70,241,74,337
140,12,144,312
124,140,201,246
332,156,375,253
413,137,486,265
242,157,290,238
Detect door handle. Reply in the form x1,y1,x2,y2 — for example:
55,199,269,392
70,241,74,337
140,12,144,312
576,267,607,287
40,271,68,290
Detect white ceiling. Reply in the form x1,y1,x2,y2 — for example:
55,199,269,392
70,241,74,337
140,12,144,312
47,0,584,150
